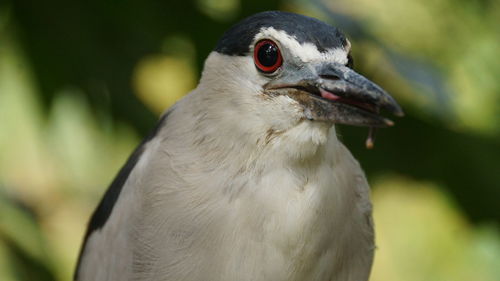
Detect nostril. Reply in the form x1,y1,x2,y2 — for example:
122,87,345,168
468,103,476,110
320,74,340,81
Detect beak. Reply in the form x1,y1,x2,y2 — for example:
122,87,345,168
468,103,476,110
264,62,404,128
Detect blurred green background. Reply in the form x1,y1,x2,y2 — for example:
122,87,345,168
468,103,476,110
0,0,499,280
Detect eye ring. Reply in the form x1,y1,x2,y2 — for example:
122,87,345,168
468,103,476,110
253,39,283,74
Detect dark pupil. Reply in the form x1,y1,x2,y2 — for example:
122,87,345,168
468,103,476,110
258,43,278,67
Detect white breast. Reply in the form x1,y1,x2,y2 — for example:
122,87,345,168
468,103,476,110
77,106,374,281
136,122,373,281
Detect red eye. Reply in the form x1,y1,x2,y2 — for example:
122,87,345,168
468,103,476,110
254,39,283,74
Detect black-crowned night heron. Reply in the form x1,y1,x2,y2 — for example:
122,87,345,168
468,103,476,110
75,10,402,281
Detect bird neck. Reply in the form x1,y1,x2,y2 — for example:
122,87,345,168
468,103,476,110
164,87,341,176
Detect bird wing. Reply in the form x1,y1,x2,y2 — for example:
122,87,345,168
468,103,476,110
74,112,171,281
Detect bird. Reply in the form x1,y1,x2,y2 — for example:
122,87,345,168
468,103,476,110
74,10,403,281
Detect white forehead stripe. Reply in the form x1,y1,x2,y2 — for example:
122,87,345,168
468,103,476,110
253,27,348,64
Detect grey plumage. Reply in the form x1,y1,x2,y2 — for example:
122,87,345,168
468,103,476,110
75,11,401,281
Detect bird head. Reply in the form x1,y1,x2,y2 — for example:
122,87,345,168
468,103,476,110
195,11,403,149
